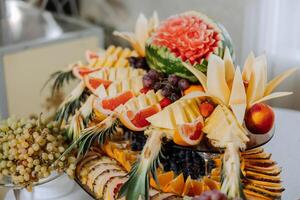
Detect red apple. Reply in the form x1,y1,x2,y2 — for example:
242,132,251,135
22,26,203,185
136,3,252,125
245,103,275,134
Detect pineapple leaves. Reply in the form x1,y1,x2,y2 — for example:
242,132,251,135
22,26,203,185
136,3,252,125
57,117,120,162
42,69,76,96
118,130,164,200
55,86,90,125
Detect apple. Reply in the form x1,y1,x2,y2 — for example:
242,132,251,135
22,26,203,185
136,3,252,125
245,103,275,134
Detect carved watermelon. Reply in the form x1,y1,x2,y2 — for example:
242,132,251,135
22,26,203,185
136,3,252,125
146,11,234,82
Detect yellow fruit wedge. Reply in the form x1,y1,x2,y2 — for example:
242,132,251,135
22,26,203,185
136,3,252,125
108,68,116,81
246,56,267,106
146,107,176,129
207,54,230,104
223,47,235,87
137,94,148,109
146,90,159,105
251,92,293,106
204,105,249,149
172,103,189,124
229,67,247,125
264,67,297,96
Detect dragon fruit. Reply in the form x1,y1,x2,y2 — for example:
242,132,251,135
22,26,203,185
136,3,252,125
146,11,234,82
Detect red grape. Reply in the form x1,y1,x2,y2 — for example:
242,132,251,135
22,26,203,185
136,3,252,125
142,75,153,88
168,74,180,86
178,79,190,90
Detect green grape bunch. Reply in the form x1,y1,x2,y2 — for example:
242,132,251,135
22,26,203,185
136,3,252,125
0,116,76,191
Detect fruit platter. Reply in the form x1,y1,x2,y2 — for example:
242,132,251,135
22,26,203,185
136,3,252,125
1,10,297,200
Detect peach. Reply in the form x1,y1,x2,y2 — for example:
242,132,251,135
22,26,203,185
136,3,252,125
245,103,275,134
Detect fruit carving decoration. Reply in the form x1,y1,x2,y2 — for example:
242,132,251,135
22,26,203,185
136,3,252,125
42,10,297,200
119,42,296,199
145,11,234,82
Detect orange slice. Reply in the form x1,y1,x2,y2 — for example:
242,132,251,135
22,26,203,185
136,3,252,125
72,66,101,79
150,171,175,190
94,91,135,117
182,176,193,196
203,177,220,190
184,85,204,96
173,117,204,146
119,104,161,131
163,173,184,195
190,180,204,196
84,76,112,93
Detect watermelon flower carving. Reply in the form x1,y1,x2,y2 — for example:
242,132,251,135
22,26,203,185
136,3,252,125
146,11,234,82
152,15,220,65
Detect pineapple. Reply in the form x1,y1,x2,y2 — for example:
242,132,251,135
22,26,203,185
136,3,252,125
118,128,165,200
220,143,245,199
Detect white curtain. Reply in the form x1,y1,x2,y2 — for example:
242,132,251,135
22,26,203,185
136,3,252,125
242,0,300,110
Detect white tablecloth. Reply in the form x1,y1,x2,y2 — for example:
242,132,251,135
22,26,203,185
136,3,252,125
4,108,300,200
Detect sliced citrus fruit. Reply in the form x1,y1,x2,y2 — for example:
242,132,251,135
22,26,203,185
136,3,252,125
203,177,220,190
102,91,135,111
190,180,204,196
174,117,204,146
93,91,135,116
163,173,184,195
184,85,204,96
182,176,193,196
84,76,112,94
72,66,101,79
119,104,161,131
150,171,175,190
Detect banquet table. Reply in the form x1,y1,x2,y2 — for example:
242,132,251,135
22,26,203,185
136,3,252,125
3,108,300,200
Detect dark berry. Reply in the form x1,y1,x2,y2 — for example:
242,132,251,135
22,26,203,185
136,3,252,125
161,85,173,97
153,82,162,91
168,74,180,86
170,93,180,102
178,79,190,91
147,69,160,80
142,75,153,88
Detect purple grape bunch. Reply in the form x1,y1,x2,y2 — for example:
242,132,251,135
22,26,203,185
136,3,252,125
142,69,191,102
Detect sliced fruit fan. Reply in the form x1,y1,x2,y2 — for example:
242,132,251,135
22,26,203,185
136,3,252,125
45,11,296,200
